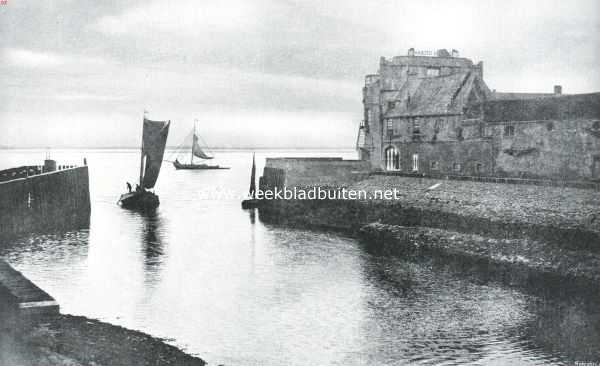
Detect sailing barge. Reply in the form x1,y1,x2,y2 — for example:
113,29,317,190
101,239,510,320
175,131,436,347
172,121,229,170
118,117,170,210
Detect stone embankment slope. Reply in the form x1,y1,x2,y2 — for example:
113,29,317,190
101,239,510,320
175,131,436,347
259,174,600,290
0,315,206,366
359,223,600,291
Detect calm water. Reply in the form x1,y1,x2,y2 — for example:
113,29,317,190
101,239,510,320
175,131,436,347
1,149,599,366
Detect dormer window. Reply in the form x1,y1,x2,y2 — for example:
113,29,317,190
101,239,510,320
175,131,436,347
426,67,440,77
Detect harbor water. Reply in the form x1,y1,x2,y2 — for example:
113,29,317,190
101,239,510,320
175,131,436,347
0,149,598,365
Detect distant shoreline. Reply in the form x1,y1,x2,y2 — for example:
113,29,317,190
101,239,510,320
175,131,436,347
0,146,355,151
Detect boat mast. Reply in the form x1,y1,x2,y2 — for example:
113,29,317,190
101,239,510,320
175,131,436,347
139,112,146,188
191,120,196,164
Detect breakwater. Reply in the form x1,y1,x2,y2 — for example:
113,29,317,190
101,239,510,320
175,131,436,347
259,193,600,251
259,171,600,248
358,223,600,297
0,166,91,240
256,163,600,292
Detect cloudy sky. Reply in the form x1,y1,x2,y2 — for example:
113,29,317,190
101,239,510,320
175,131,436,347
1,0,599,148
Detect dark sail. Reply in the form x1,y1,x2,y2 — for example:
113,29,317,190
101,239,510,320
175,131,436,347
141,118,170,189
249,153,256,198
192,134,214,160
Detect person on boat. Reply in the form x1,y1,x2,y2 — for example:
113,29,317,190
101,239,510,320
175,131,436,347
135,184,141,192
126,182,132,193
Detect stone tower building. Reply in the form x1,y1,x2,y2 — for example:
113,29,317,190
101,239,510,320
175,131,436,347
358,48,490,172
357,48,600,180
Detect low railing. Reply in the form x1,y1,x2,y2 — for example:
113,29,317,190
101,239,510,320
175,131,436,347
0,164,81,183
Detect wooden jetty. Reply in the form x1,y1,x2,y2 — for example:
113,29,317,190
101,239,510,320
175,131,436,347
0,259,58,329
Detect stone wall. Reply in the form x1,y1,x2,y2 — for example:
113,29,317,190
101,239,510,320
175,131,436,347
383,139,495,176
379,56,476,89
489,119,600,179
261,158,370,189
0,167,91,240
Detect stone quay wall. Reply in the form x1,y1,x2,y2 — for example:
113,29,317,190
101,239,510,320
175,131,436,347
0,166,91,240
260,158,370,190
257,174,600,252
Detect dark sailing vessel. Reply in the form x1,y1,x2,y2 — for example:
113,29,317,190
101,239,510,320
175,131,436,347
118,116,170,210
241,152,261,209
172,121,229,170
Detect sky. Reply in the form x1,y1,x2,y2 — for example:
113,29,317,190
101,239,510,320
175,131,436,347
0,0,599,148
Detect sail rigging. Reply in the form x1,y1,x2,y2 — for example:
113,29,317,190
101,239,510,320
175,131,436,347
192,134,214,160
168,120,216,164
140,118,170,189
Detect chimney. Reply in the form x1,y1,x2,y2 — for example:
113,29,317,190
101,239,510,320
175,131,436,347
408,48,415,56
554,85,562,95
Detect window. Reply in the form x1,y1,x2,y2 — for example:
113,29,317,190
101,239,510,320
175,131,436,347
476,163,483,173
412,154,419,172
385,147,400,171
388,101,395,110
386,119,394,136
453,162,461,172
546,122,554,131
456,127,464,141
412,119,421,141
504,125,515,137
413,118,420,133
430,161,439,170
434,119,443,133
426,67,440,77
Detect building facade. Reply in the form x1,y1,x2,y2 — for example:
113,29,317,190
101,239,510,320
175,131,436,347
357,48,600,180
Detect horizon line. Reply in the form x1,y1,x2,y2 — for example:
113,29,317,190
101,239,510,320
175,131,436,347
0,145,356,150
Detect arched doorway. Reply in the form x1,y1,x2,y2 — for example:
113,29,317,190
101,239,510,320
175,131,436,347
385,146,400,171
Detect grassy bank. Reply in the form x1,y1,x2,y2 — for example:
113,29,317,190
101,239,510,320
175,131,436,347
0,314,205,366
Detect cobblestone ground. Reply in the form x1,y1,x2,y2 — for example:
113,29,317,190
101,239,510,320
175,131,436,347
351,176,600,232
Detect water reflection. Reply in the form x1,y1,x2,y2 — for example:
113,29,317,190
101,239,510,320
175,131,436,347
138,211,166,267
2,149,600,366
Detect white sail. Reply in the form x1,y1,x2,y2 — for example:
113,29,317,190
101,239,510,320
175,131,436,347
192,134,214,160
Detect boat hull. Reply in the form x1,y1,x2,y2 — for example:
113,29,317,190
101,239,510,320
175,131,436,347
241,198,262,209
173,161,229,170
118,190,160,210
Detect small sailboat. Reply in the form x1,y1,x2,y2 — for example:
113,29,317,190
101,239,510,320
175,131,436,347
172,120,229,170
118,116,170,210
241,153,262,209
